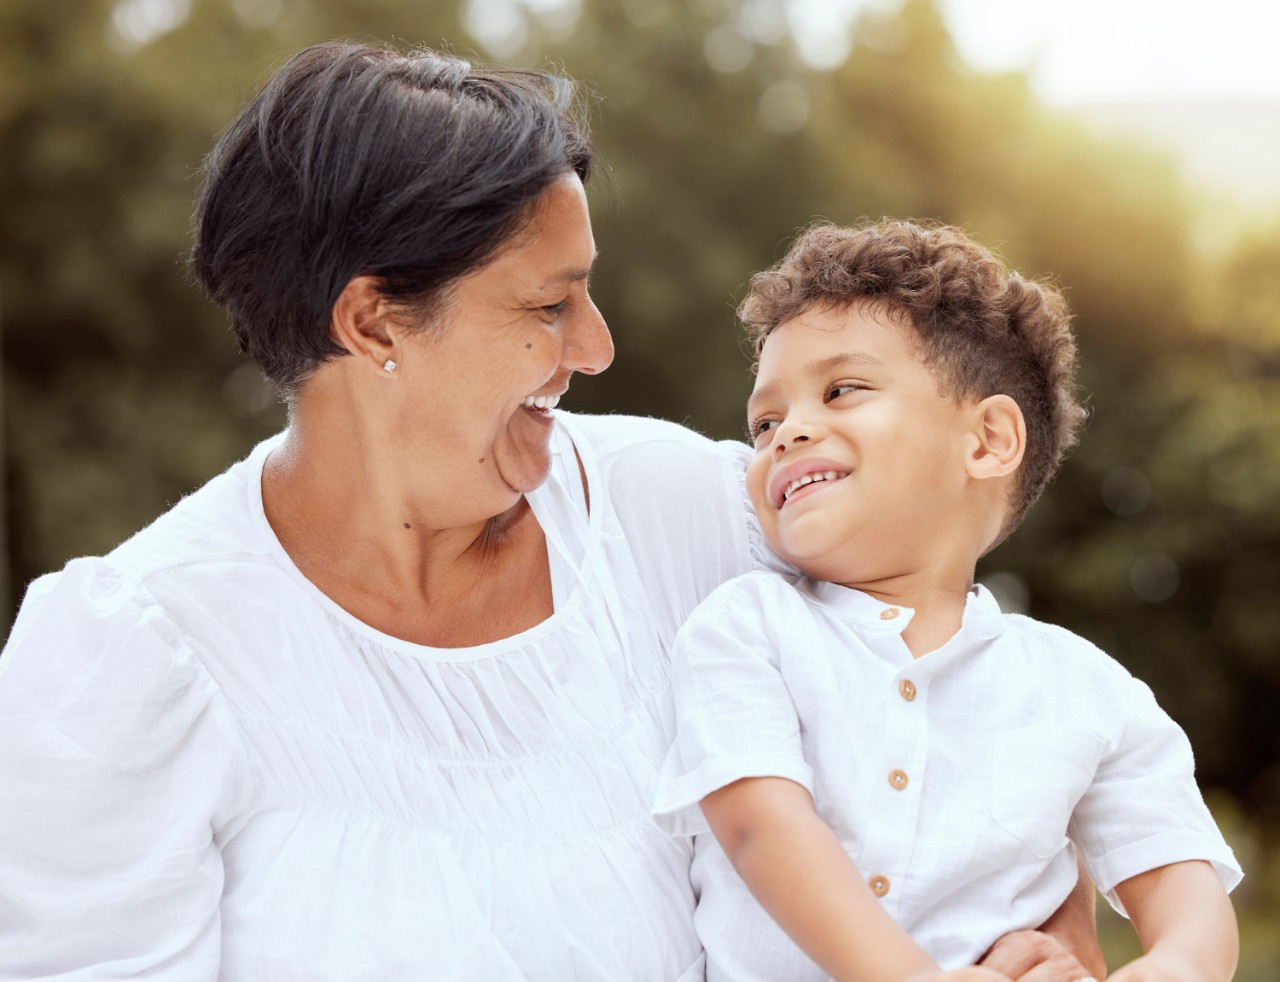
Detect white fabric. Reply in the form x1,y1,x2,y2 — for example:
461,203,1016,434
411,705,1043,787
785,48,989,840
0,413,770,982
653,571,1243,980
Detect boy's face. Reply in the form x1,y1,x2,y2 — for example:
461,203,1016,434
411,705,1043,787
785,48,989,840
745,303,979,586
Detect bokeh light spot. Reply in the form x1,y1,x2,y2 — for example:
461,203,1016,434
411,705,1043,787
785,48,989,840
463,0,528,60
1101,465,1151,515
758,79,810,134
981,571,1031,614
110,0,191,50
1130,553,1180,604
704,24,753,74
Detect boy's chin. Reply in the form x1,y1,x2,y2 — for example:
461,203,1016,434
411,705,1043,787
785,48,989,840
772,542,860,584
772,534,897,587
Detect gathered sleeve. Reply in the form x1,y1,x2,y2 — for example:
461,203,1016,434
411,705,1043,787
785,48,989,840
652,574,813,838
1069,666,1243,913
717,437,794,578
0,559,253,980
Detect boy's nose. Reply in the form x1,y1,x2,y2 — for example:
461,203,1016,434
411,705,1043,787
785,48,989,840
772,432,810,459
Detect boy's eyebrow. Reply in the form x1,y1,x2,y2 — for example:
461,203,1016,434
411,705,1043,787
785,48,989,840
807,351,884,375
748,350,885,413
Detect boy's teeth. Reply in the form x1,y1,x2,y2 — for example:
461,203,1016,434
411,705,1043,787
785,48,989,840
783,470,842,502
522,394,560,411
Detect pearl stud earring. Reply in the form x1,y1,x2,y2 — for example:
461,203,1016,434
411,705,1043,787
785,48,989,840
383,359,397,374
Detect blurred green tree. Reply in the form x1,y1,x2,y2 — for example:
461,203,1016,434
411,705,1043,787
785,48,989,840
2,0,1278,827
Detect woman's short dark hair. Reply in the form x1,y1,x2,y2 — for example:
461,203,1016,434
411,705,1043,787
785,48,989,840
190,41,592,391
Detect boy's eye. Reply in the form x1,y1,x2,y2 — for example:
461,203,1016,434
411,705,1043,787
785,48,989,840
749,417,780,441
826,383,865,402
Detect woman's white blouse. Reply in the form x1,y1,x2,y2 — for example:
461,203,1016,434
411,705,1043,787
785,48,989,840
0,414,765,981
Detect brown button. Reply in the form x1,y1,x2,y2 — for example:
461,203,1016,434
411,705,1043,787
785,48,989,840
880,608,900,621
869,874,890,897
899,679,917,701
888,769,909,790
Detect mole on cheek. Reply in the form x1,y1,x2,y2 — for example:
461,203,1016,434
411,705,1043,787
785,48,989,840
478,458,485,464
525,343,532,349
403,523,411,529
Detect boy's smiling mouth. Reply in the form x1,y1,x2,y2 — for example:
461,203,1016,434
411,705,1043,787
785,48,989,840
769,458,851,509
783,470,843,503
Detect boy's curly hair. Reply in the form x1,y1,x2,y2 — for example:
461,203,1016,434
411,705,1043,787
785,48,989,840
739,220,1086,541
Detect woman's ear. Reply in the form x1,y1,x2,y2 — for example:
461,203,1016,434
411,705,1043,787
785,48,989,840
329,276,398,374
966,394,1026,480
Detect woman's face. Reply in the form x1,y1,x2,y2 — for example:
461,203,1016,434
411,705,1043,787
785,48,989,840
391,173,613,525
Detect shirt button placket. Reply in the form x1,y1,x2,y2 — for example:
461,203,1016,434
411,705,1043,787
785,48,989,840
873,666,925,917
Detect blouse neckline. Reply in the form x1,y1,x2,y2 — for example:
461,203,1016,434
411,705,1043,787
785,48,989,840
243,417,599,662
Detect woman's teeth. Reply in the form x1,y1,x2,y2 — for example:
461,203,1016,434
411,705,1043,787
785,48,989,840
522,394,560,412
783,470,842,502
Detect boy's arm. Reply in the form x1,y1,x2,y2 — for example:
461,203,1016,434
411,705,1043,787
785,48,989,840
701,775,939,982
1108,861,1238,982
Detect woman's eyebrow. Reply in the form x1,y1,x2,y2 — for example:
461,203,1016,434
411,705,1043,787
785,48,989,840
542,252,599,287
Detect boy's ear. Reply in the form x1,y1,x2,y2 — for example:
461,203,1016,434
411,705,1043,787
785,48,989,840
965,394,1026,480
329,276,398,372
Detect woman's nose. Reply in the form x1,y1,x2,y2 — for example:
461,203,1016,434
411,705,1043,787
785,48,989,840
565,299,614,376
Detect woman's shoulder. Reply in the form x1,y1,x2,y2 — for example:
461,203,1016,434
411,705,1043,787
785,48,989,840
0,556,248,765
558,412,789,580
104,434,278,579
3,435,287,682
6,557,191,673
560,412,749,467
554,413,741,522
558,412,750,509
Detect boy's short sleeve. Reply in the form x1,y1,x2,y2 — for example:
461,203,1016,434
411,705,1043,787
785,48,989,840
1069,669,1243,911
653,573,813,837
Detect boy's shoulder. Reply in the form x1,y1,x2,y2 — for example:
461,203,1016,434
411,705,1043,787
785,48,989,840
999,610,1137,684
1002,611,1097,647
697,569,804,611
680,570,807,638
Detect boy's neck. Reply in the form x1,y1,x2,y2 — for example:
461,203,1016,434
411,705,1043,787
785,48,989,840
843,566,978,659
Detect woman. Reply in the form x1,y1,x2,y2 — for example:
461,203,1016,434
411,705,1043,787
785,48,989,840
0,42,1102,980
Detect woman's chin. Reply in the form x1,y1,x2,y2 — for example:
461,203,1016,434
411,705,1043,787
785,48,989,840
494,409,556,494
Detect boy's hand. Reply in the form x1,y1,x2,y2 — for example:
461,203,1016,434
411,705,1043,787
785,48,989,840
979,929,1098,981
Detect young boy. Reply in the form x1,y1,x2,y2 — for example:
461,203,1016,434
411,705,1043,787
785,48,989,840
653,221,1241,982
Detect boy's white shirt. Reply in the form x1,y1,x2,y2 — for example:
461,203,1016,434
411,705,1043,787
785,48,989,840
653,570,1242,981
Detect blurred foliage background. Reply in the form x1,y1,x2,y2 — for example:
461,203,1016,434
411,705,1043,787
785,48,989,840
2,0,1277,973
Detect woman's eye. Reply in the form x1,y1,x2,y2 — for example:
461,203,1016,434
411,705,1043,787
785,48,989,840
540,300,569,317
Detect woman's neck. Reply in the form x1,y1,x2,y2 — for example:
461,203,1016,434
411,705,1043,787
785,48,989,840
261,413,555,648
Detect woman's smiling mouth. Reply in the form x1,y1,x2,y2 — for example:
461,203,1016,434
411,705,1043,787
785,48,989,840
521,393,561,414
